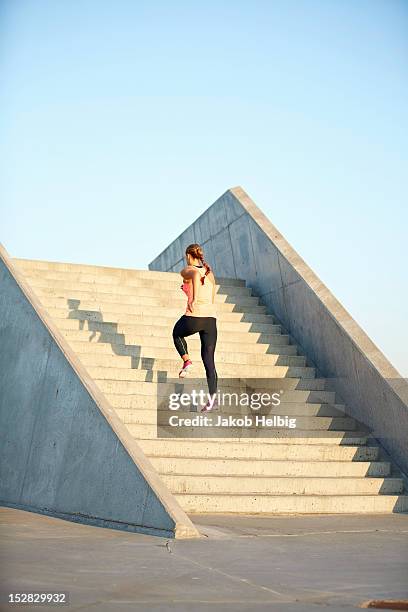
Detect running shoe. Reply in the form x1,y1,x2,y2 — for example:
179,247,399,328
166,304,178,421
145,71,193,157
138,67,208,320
200,398,218,412
179,359,193,378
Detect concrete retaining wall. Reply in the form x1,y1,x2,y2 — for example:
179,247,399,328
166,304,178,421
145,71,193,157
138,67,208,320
149,186,408,476
0,244,199,539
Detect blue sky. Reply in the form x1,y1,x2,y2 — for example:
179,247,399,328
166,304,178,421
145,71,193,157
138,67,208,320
1,0,407,375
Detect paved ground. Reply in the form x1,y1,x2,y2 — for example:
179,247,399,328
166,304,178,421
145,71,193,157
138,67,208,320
1,507,408,611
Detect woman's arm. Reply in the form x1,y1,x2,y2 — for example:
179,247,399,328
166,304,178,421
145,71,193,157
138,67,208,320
180,266,200,312
210,272,216,303
191,269,201,307
180,265,196,280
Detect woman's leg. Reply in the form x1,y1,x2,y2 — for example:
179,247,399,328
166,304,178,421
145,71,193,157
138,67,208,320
199,318,218,395
172,315,201,361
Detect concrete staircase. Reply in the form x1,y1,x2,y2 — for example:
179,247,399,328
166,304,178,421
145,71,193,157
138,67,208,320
14,258,408,515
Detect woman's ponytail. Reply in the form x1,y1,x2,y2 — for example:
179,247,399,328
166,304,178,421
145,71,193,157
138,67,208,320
185,243,212,285
200,258,211,285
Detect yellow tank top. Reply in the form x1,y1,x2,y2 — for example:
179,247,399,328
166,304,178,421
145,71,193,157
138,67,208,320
185,266,216,318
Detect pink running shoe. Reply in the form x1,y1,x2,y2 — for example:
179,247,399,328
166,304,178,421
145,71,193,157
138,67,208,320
179,359,193,378
201,398,218,412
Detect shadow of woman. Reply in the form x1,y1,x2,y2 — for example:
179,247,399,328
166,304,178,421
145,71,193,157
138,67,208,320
66,298,168,383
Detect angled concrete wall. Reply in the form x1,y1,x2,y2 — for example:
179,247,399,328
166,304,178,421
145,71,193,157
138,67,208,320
149,186,408,477
0,244,199,539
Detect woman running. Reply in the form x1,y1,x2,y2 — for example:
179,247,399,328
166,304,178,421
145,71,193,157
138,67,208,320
172,243,218,412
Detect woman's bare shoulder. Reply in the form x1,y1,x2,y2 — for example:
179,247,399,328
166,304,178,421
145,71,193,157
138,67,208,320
180,265,200,279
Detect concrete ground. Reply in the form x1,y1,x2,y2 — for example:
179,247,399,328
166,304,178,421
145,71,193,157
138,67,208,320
1,507,408,612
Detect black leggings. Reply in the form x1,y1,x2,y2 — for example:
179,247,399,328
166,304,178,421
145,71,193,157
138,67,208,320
172,315,218,395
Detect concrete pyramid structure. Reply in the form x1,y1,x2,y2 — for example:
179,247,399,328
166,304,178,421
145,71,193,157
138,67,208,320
1,187,407,538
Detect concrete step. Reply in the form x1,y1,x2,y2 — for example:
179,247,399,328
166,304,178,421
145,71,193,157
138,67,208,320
29,282,256,303
151,457,390,477
45,306,277,325
85,362,309,380
109,396,343,413
65,344,300,367
104,378,333,399
74,343,303,365
67,339,304,362
55,317,284,340
128,422,361,438
64,342,314,373
70,344,301,367
60,328,296,355
164,475,403,496
55,316,282,334
114,403,347,418
138,439,379,460
136,432,370,445
13,258,246,284
87,361,311,379
177,494,408,514
95,379,337,402
37,296,268,314
18,273,253,295
89,366,316,384
34,286,262,309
